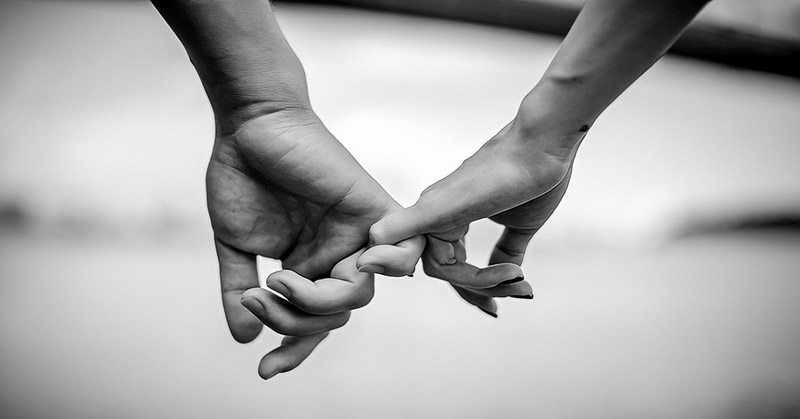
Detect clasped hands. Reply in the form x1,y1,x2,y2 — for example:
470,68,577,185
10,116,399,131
210,106,578,380
151,0,709,382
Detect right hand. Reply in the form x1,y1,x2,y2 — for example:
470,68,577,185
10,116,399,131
360,117,581,316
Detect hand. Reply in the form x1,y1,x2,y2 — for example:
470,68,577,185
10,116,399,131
361,118,578,316
208,108,422,379
150,0,426,380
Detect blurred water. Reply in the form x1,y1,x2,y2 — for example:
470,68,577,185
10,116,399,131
1,1,799,418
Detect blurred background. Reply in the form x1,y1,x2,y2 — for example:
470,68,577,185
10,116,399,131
1,0,799,418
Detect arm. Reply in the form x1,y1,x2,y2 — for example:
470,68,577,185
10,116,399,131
518,0,712,147
362,0,710,315
151,0,309,132
151,0,422,378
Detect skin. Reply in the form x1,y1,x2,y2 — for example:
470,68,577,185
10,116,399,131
210,108,423,379
361,0,711,315
152,0,711,376
363,119,574,316
151,0,427,379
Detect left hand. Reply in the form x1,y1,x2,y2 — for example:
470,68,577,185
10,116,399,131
359,118,577,316
420,169,571,316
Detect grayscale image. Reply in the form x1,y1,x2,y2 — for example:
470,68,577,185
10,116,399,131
1,0,799,417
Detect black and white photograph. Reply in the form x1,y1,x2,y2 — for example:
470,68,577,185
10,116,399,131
1,0,799,417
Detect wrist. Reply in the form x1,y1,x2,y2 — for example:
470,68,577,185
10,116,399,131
515,76,599,147
203,56,312,136
154,0,312,134
511,90,592,158
212,95,312,137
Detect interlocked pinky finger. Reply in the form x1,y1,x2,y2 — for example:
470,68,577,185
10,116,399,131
357,235,424,277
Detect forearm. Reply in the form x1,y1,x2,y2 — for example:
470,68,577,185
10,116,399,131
517,0,710,145
151,0,310,133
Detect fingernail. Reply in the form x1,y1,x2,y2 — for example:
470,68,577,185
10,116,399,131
358,264,384,274
241,297,265,317
267,279,291,298
509,294,534,300
478,307,498,318
498,275,524,286
445,257,457,265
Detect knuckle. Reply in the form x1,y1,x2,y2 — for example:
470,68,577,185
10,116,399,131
368,222,387,245
350,284,375,310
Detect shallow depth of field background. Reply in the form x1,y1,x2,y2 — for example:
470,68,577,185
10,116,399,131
1,1,799,418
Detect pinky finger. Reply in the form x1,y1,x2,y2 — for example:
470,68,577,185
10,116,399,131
357,235,424,277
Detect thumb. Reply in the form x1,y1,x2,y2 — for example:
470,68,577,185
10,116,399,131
368,205,428,245
369,202,457,246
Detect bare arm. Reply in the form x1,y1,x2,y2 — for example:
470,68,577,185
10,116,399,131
519,0,711,147
364,0,712,316
151,0,310,132
151,0,423,378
